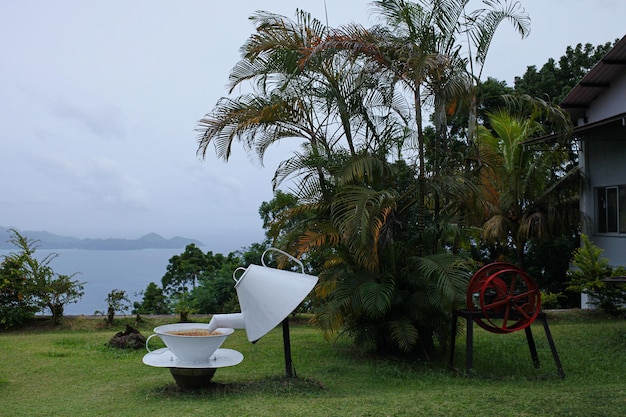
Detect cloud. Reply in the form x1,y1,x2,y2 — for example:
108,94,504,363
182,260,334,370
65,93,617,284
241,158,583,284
19,150,151,213
52,100,125,140
73,158,151,211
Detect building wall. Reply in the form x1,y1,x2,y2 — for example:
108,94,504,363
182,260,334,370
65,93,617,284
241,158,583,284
586,74,626,122
580,72,626,272
572,40,626,308
583,140,626,267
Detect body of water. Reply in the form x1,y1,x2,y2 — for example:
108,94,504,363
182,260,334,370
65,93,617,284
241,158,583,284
0,248,187,315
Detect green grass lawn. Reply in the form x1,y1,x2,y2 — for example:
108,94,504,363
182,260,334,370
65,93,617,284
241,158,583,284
1,311,624,417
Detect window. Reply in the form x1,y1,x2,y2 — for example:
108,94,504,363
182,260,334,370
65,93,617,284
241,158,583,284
596,185,626,233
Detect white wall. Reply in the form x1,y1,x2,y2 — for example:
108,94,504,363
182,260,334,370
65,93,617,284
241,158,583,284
578,71,626,308
587,74,626,123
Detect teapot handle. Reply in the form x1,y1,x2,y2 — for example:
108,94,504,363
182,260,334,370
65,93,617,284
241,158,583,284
232,267,246,283
261,247,304,273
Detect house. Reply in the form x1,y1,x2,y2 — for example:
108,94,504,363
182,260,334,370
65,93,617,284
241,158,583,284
549,35,626,308
523,35,626,307
559,35,626,269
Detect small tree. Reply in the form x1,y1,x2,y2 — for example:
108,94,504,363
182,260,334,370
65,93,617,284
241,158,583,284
567,234,626,315
97,289,131,325
42,274,85,325
171,292,195,322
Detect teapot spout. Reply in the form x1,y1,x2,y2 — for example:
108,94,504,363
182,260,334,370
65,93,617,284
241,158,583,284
207,313,246,332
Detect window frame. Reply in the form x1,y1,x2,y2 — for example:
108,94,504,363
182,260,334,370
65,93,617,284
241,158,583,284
595,185,626,234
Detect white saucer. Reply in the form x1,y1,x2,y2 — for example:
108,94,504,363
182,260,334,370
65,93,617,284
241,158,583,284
142,348,243,369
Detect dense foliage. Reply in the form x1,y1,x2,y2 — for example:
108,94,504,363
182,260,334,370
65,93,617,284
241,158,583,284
193,1,619,358
514,40,618,104
0,254,40,328
134,243,276,320
195,0,537,357
133,282,170,315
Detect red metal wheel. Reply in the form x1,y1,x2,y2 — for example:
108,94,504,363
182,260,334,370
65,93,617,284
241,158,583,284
466,262,519,307
478,268,541,333
466,262,520,332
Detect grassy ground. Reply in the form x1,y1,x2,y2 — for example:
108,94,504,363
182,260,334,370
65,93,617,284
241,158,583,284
0,311,624,417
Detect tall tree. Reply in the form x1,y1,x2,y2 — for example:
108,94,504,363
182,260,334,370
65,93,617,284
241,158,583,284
514,40,617,104
191,251,242,314
161,244,209,295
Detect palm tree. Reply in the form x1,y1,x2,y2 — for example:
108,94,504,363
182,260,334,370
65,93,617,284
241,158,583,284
302,157,473,357
478,108,580,267
197,10,409,200
305,0,530,254
193,3,526,358
286,1,509,356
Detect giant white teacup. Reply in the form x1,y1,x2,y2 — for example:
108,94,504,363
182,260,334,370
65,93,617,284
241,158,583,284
146,323,234,363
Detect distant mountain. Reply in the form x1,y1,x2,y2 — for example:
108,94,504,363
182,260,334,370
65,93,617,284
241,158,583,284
0,227,204,250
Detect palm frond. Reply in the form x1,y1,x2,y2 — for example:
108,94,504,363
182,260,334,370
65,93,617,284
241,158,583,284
338,154,389,186
358,279,395,318
467,0,530,70
412,253,470,310
388,318,419,353
331,185,398,270
482,214,513,242
296,226,341,257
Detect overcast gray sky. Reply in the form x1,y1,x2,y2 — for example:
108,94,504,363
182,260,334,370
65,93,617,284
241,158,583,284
1,0,624,254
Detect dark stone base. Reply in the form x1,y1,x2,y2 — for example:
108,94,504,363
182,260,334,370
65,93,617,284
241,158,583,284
169,367,217,389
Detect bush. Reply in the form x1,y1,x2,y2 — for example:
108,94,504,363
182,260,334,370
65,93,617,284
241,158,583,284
0,255,40,328
567,234,626,315
540,291,566,309
0,229,84,328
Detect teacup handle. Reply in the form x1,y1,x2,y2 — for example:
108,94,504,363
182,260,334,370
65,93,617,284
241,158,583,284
262,247,304,273
145,334,165,354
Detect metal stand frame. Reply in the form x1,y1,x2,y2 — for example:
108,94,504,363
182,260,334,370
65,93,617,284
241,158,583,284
449,309,565,378
282,317,295,378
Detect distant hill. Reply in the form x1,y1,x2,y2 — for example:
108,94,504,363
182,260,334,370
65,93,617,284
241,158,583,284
0,227,204,250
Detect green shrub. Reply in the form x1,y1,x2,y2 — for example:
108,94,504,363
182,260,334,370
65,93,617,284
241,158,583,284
1,229,84,328
540,291,566,309
0,255,40,328
567,234,626,315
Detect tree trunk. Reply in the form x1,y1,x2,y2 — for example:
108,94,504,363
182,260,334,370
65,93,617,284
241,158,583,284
416,324,434,361
107,307,115,325
48,302,64,325
179,310,190,323
415,86,425,257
